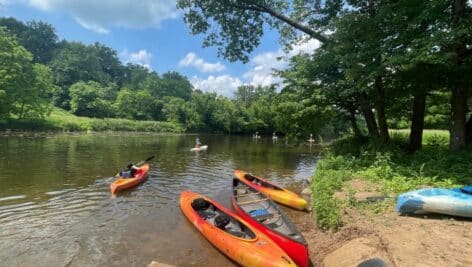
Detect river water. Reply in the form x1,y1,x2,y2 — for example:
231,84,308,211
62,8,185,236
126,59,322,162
0,133,319,266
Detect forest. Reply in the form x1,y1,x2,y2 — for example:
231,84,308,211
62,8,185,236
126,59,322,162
1,0,472,152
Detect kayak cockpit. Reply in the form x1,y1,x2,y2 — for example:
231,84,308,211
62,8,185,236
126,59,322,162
191,197,256,239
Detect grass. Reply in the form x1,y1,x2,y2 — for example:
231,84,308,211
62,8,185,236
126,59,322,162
312,130,472,231
0,108,185,133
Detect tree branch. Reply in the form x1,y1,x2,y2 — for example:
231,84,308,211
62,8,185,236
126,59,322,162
227,1,330,43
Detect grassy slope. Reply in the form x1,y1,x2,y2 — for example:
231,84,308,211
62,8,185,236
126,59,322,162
312,130,472,231
1,108,184,133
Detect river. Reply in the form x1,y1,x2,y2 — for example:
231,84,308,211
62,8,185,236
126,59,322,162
0,132,318,266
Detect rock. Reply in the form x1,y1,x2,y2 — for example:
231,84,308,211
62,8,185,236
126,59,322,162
354,192,387,203
301,187,312,196
323,237,390,267
147,261,176,267
334,191,387,203
357,257,388,267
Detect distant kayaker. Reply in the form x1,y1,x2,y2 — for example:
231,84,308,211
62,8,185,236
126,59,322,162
119,162,138,178
195,137,201,149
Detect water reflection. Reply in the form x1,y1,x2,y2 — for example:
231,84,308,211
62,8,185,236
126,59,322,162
0,133,318,266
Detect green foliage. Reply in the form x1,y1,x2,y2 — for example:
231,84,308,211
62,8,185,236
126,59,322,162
159,71,193,100
312,131,471,230
49,42,120,109
312,160,351,231
0,28,53,119
69,81,115,118
0,18,58,64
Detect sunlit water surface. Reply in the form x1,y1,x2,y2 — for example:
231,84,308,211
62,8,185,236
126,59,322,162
0,133,319,266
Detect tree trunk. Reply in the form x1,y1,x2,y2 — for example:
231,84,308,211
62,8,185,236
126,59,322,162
374,76,389,143
408,91,427,152
449,0,468,151
466,113,472,146
358,93,379,137
450,87,467,150
348,106,363,138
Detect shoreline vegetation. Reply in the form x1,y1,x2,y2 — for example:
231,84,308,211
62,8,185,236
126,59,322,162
311,130,471,231
305,130,472,266
0,108,184,133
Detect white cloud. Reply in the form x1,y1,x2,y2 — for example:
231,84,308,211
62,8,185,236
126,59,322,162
25,0,178,33
243,51,285,87
74,17,109,34
187,37,321,97
243,37,321,87
179,52,226,73
120,49,152,69
288,38,322,57
190,75,242,97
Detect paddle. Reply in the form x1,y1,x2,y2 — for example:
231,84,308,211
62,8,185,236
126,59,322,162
136,155,155,166
115,156,155,177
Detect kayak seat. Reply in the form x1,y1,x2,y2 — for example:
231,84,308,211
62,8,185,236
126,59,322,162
198,210,216,219
227,228,245,238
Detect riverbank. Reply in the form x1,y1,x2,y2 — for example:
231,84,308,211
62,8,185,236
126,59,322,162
303,130,472,266
0,108,184,133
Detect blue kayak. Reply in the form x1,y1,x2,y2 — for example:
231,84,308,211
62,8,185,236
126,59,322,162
396,188,472,218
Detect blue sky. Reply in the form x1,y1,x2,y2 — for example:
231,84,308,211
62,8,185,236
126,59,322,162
0,0,320,97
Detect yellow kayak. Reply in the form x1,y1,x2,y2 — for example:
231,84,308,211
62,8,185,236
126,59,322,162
234,170,308,210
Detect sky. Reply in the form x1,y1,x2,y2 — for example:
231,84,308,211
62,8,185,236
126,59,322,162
0,0,320,97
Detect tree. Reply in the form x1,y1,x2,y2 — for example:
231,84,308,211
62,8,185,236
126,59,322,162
0,28,53,119
50,42,116,109
177,0,330,63
17,64,55,118
159,71,193,100
0,18,58,64
92,42,123,85
114,88,136,120
162,96,187,123
21,21,58,64
69,81,114,118
235,85,257,108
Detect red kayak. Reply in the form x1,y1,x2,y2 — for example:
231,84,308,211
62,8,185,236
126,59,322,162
110,164,149,194
231,178,309,267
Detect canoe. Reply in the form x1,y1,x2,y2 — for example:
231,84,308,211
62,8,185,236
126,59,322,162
110,164,149,194
234,170,307,210
190,145,208,151
231,179,309,267
396,188,472,218
180,191,296,267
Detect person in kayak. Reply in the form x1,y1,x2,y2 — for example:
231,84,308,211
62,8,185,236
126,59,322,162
195,137,201,149
118,162,139,178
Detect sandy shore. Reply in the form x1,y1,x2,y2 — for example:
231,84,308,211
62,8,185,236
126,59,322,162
292,180,472,267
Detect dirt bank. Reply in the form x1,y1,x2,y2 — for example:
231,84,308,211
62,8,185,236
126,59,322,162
292,180,472,267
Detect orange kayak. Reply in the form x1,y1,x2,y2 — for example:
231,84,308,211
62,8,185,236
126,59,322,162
180,191,296,267
234,170,307,210
110,164,149,194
